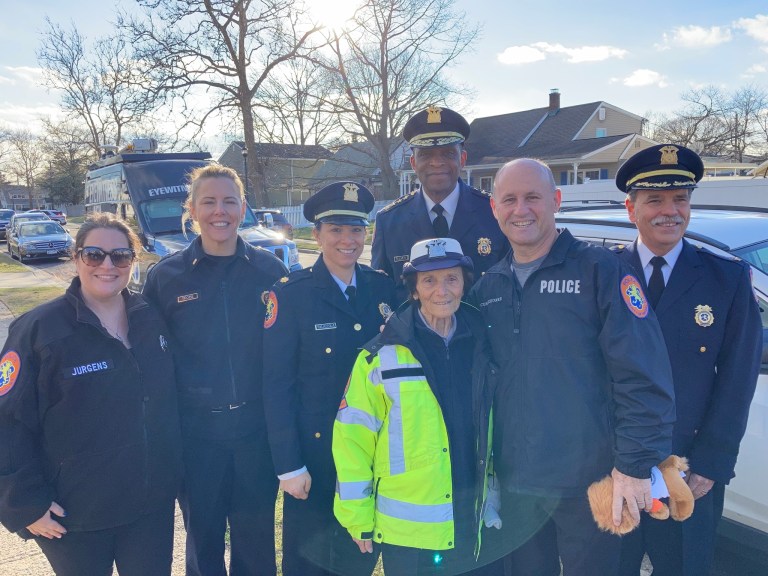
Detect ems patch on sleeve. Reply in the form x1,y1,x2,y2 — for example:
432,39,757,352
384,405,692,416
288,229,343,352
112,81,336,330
338,378,351,410
264,290,279,329
621,275,649,319
0,351,21,396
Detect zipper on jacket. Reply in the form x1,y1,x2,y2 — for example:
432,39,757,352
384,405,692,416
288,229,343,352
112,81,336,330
221,281,238,401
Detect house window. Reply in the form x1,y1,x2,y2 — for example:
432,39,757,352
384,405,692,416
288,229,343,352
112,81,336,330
480,176,493,192
596,128,607,138
567,168,608,184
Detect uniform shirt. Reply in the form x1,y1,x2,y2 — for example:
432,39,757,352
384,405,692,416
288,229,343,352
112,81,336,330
422,183,460,229
263,256,396,482
636,239,683,286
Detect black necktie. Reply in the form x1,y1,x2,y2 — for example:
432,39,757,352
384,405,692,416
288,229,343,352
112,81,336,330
648,256,666,309
432,204,450,237
345,285,359,314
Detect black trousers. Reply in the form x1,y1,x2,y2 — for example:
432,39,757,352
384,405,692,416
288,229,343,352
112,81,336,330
485,491,620,576
380,537,503,576
179,430,278,576
618,482,725,576
35,505,175,576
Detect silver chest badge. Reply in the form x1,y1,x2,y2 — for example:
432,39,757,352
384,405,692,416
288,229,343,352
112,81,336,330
694,305,714,327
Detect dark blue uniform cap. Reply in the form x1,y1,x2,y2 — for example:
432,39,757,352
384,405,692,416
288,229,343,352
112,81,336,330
616,144,704,193
303,181,375,226
403,106,470,148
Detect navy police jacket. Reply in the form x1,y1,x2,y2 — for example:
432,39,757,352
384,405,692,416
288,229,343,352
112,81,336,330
0,278,181,534
143,236,287,414
615,240,762,483
372,180,509,303
262,255,395,479
469,230,676,496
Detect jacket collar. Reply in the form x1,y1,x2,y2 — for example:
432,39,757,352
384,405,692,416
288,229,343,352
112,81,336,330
487,228,577,281
65,276,148,329
184,235,249,267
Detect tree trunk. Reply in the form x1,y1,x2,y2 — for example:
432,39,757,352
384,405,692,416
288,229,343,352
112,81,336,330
241,103,265,207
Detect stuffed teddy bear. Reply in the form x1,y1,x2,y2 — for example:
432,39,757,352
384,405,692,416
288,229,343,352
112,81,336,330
587,455,695,535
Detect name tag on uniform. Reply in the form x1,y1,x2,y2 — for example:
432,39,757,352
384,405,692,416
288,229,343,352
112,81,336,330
393,255,409,262
315,323,337,331
480,297,502,307
177,292,199,303
63,360,115,378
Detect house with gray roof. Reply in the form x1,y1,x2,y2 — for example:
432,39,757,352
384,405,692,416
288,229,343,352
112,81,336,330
400,90,659,194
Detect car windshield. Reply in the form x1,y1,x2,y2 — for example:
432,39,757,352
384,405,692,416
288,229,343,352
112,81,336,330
20,222,64,236
0,210,14,218
734,240,768,276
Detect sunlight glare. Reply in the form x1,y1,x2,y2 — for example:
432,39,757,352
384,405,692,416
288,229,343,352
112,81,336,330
308,0,359,32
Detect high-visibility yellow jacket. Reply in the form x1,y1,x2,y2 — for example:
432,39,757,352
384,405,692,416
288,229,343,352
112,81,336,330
333,340,456,551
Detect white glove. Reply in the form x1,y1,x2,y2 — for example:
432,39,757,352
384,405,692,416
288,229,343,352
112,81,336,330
483,475,502,529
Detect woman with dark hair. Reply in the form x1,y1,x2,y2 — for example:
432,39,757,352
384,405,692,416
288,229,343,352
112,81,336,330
143,164,287,576
0,213,182,575
263,181,395,576
333,237,502,576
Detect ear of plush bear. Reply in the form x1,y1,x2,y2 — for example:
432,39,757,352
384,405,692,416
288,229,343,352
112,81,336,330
659,455,694,522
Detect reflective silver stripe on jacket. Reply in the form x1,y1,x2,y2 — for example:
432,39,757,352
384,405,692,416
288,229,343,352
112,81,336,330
336,479,374,501
335,406,383,433
377,345,423,475
376,494,454,523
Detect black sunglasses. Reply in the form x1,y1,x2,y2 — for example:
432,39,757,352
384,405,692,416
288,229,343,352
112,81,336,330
77,246,136,268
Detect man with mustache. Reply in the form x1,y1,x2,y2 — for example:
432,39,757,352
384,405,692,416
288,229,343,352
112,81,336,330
372,106,508,302
613,144,762,576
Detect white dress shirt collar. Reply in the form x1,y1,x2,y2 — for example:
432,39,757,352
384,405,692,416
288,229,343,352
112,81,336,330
636,238,684,285
422,183,460,230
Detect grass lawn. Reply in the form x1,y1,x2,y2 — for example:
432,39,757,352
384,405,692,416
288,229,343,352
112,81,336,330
0,251,25,273
0,286,66,316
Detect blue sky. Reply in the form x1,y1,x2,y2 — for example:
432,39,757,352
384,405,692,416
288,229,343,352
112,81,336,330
1,0,767,145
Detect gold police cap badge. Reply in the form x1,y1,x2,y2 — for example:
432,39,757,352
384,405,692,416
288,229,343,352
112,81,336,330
343,182,359,202
426,106,442,124
477,237,492,256
660,145,679,165
694,304,714,327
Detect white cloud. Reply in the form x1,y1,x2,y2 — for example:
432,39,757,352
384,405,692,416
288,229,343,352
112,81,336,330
4,66,45,85
746,64,766,73
735,15,768,43
0,75,14,85
656,25,732,50
497,42,626,65
623,69,668,88
0,102,62,132
497,45,546,65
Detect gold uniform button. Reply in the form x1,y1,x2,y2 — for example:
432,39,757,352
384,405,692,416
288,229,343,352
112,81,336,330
325,347,332,354
700,346,706,353
354,323,362,331
315,432,321,438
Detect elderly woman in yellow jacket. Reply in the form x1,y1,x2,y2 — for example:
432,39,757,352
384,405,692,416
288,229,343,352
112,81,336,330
333,238,501,576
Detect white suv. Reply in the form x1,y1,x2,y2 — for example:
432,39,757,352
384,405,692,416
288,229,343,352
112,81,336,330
555,203,768,554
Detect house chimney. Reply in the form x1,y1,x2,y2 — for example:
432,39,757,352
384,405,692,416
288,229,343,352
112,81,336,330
549,89,560,113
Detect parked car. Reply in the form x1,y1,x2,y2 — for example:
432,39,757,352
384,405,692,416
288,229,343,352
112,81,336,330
252,208,293,239
0,209,15,240
8,220,74,263
7,213,52,247
27,209,67,225
555,204,768,553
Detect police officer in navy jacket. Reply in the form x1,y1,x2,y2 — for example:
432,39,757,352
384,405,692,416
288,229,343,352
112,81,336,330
613,144,763,576
263,182,395,576
372,106,508,302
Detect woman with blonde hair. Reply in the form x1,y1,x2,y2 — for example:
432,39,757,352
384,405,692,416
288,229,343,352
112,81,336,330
144,164,288,575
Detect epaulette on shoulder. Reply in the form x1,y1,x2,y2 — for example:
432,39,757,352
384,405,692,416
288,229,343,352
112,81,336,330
378,191,417,214
358,263,388,276
609,244,627,253
694,244,742,263
281,267,313,286
469,186,492,199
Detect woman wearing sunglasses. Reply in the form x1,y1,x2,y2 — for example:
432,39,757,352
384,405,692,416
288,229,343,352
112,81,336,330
0,213,182,575
143,165,288,576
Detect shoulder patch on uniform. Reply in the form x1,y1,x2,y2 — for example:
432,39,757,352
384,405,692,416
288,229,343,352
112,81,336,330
0,350,21,396
338,378,351,410
264,291,279,328
377,191,417,214
609,244,626,253
620,275,649,318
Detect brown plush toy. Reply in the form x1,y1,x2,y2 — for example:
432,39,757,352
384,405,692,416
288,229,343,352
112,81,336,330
587,455,695,535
